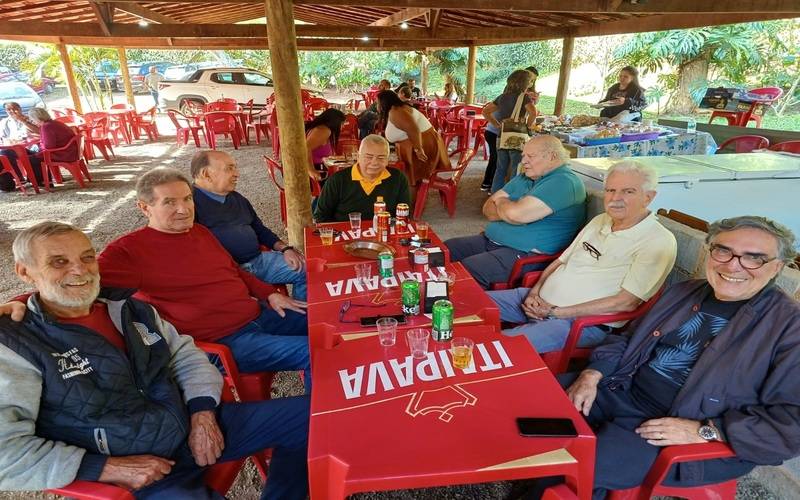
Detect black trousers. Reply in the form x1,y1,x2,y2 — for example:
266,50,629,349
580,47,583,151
481,129,499,188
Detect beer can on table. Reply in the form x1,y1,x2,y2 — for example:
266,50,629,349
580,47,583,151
395,203,410,234
401,279,420,315
412,247,429,273
432,299,454,341
378,251,394,278
377,211,391,242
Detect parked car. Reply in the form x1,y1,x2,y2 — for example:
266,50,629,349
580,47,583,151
0,81,46,119
158,67,323,113
117,61,174,93
27,76,58,95
95,61,120,90
163,62,223,81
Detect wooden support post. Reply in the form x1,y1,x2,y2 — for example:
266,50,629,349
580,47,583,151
56,42,82,114
117,47,135,107
420,50,429,96
465,44,477,104
554,36,575,116
265,0,312,249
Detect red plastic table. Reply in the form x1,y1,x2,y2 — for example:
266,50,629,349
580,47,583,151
460,113,487,150
307,325,596,499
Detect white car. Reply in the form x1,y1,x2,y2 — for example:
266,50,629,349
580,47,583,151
158,67,322,113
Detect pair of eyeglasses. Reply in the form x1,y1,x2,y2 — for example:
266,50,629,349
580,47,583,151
582,241,602,260
338,300,386,323
709,244,775,270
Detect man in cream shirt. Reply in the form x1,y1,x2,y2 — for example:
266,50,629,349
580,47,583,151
487,160,677,353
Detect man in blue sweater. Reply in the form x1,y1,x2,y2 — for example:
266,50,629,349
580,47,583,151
191,150,307,300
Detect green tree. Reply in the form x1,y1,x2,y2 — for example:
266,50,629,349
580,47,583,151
614,22,780,114
0,43,28,71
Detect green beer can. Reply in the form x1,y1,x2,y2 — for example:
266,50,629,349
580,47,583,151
432,299,454,341
378,251,394,278
401,279,420,315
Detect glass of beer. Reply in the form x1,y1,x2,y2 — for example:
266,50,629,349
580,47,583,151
451,337,474,369
441,270,456,294
319,227,334,245
376,317,398,346
406,328,430,360
348,212,361,237
416,221,429,239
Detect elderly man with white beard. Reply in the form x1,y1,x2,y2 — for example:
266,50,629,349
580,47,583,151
0,222,309,499
487,160,677,354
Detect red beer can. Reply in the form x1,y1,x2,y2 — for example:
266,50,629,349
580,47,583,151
377,211,391,242
395,203,410,234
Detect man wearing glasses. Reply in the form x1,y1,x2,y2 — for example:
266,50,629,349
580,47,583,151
488,160,677,353
313,134,411,223
552,216,800,497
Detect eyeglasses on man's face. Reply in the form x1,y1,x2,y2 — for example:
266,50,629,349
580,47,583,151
582,241,602,260
709,243,776,270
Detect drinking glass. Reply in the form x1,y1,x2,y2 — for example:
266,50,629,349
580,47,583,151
451,337,475,369
376,317,398,346
348,212,361,237
355,262,372,285
319,227,334,245
406,329,430,360
440,270,456,294
416,222,429,239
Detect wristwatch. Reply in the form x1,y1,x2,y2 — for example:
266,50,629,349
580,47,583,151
698,419,720,441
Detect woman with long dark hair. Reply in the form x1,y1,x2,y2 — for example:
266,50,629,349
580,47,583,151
599,66,647,120
306,108,346,181
377,89,449,186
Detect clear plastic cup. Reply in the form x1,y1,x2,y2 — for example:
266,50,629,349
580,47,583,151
406,328,430,360
355,262,372,285
416,221,429,239
376,317,398,346
451,337,475,370
348,212,361,236
319,227,334,245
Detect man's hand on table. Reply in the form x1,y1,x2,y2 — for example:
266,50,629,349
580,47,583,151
0,301,26,321
267,293,307,317
282,248,305,271
566,369,602,416
636,417,706,446
98,455,175,490
189,410,225,466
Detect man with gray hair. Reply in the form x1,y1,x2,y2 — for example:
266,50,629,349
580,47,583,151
191,150,307,300
0,221,309,498
313,134,411,222
445,135,587,288
551,215,800,497
488,160,677,353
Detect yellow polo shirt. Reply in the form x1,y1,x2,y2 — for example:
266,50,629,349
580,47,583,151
351,163,391,195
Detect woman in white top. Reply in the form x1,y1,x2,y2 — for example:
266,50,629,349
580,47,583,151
435,82,459,103
377,90,449,185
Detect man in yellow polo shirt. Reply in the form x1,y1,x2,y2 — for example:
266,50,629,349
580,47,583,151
487,160,677,353
314,135,411,222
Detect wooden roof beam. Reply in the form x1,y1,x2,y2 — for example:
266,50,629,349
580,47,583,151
89,2,114,36
572,12,795,37
115,2,179,24
369,7,429,26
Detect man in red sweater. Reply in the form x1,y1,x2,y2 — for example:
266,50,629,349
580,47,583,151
97,167,309,379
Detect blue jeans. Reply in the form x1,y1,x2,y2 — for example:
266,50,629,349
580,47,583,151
445,233,531,289
488,287,608,353
491,148,522,194
150,90,159,106
242,251,307,301
134,395,310,500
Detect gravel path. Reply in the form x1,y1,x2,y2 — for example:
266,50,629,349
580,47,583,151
0,130,791,499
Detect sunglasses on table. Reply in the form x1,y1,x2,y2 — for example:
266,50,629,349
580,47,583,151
338,300,387,323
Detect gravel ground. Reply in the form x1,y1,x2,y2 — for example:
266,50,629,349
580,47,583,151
0,126,793,499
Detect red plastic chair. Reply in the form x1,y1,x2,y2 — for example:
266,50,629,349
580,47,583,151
708,87,783,128
715,135,769,154
168,109,206,147
40,134,91,191
345,97,363,112
82,112,115,161
263,155,288,227
543,484,579,499
769,140,800,154
413,147,476,219
244,99,270,145
269,111,281,158
0,155,28,194
335,138,360,157
304,97,329,121
489,252,562,291
204,112,241,150
340,113,359,140
204,101,238,112
519,271,665,374
131,107,159,142
609,442,737,500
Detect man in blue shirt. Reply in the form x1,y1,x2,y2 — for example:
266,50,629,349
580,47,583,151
444,136,586,288
191,150,307,300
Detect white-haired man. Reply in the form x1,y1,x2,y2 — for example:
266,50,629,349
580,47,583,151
488,160,677,353
445,135,587,289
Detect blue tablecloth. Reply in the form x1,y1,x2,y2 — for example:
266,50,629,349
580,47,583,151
571,128,717,158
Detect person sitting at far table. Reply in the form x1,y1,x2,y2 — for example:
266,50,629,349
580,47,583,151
488,160,676,353
191,150,307,300
313,134,410,223
0,101,44,192
444,135,586,289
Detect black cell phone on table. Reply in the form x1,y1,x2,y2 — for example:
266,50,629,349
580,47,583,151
360,314,407,327
516,417,578,437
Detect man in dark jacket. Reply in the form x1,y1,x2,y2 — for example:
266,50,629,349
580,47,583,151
563,215,800,498
0,221,309,499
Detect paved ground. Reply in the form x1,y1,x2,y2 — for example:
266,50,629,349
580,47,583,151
0,123,794,499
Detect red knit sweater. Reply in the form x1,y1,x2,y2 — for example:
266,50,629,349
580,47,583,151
98,224,276,342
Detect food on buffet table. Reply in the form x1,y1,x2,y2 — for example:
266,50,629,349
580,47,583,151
570,114,603,127
587,128,621,139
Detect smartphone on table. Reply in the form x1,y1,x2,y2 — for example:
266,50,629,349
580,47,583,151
516,417,578,437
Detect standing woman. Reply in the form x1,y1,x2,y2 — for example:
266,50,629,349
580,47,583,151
305,108,346,182
599,66,647,120
377,90,449,186
481,69,537,193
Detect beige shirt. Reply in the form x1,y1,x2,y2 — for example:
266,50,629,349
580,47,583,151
539,211,677,316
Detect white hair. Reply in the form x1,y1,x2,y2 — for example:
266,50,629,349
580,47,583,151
13,221,82,265
606,160,658,192
359,134,390,154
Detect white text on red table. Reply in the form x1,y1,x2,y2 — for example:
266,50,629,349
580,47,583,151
325,268,446,297
338,340,513,400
